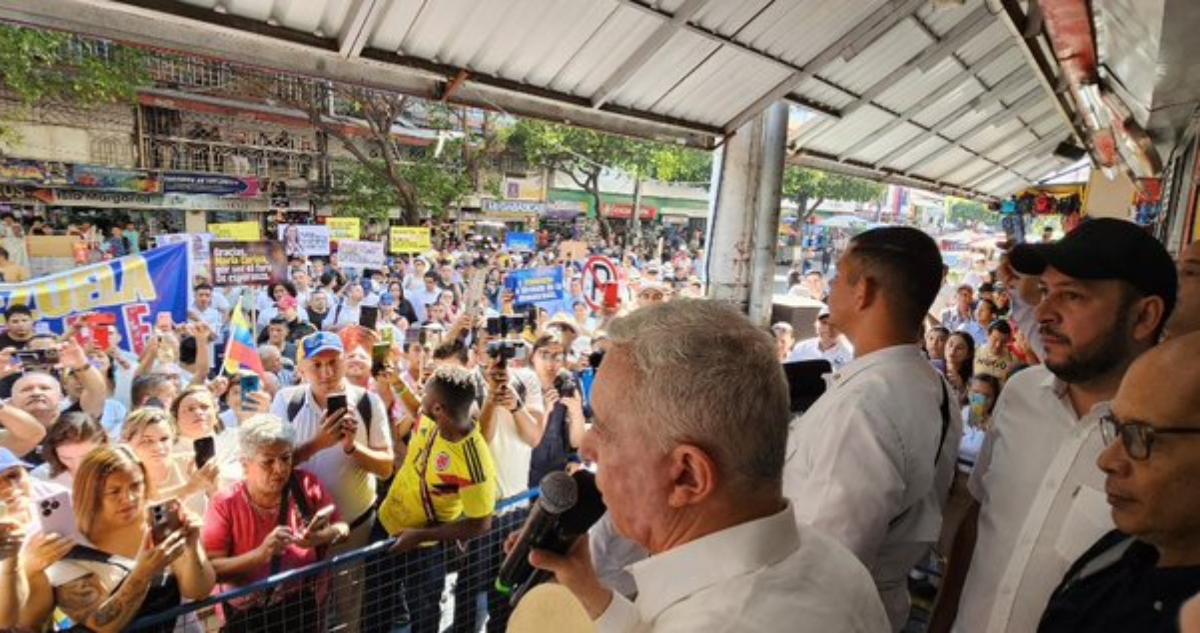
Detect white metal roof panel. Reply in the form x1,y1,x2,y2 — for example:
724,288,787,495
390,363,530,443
2,0,1085,200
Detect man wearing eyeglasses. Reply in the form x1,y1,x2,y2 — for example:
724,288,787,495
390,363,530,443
931,219,1177,633
1038,330,1200,631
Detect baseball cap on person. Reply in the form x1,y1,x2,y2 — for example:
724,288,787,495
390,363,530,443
301,332,344,359
1010,218,1178,315
0,447,33,472
379,293,396,307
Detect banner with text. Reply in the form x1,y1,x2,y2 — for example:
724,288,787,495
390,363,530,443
505,266,564,306
389,227,432,254
209,221,262,241
210,241,288,287
0,243,189,356
325,217,361,240
505,231,537,252
336,239,386,269
277,224,331,257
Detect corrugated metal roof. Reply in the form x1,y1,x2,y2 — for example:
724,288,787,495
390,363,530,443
0,0,1087,200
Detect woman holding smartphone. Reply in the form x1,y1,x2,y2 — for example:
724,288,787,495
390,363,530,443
202,414,348,632
121,408,218,518
23,446,215,633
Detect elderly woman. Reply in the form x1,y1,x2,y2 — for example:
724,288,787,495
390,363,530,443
202,414,348,632
26,446,215,633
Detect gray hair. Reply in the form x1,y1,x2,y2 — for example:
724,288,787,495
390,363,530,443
258,344,282,361
606,299,790,489
239,414,296,458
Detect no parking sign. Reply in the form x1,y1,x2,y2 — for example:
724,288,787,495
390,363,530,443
581,255,620,311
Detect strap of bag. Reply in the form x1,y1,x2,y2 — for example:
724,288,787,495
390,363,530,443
889,379,953,529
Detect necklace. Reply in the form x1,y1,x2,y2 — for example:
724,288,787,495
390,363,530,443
246,490,280,517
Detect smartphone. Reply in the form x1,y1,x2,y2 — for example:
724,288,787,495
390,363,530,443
359,305,379,330
371,342,390,374
92,325,112,350
239,373,261,409
307,505,336,532
327,393,347,415
16,348,59,370
148,499,182,545
36,491,79,539
193,436,217,469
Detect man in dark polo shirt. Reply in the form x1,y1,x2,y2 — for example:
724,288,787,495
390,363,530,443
1039,331,1200,633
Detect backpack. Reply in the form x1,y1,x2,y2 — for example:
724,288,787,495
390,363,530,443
285,388,376,446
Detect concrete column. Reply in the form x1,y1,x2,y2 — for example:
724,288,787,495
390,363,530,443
704,102,788,323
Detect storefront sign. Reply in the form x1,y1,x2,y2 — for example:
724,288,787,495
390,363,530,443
35,189,163,209
163,194,269,212
601,203,656,220
336,239,386,269
0,158,69,186
389,227,432,254
163,173,261,197
0,243,189,356
483,199,546,214
325,217,361,240
70,164,161,193
210,241,288,287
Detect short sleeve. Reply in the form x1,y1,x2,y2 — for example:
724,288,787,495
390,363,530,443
202,491,235,556
364,391,393,451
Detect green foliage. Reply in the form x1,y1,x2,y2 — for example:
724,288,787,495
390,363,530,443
781,165,885,217
948,198,997,229
332,156,471,222
0,26,148,106
647,146,712,184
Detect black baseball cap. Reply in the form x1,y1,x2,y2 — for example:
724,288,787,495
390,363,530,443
1010,218,1177,315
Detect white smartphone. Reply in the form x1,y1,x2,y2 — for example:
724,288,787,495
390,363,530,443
307,505,336,531
36,491,80,539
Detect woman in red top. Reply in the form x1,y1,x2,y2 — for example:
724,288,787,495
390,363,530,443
202,414,348,632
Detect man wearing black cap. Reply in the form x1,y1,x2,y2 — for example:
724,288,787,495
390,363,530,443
931,218,1177,633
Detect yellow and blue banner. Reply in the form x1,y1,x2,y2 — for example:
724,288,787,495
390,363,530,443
0,243,190,356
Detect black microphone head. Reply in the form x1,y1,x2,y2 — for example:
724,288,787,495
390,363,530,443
537,471,577,515
560,469,607,535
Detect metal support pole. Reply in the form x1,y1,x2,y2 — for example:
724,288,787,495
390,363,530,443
705,102,788,322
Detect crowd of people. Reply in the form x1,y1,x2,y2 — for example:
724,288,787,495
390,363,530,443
0,213,1195,633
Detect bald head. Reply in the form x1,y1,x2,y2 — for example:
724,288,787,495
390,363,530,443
1115,330,1200,424
1167,241,1200,338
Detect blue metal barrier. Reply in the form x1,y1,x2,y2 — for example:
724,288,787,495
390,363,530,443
127,488,541,632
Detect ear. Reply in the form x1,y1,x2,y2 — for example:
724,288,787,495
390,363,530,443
665,444,718,508
1131,296,1165,343
855,275,878,311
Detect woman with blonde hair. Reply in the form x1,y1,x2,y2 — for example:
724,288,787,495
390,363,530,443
121,408,218,517
24,446,215,633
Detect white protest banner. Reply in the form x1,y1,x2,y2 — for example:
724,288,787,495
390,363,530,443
336,239,386,269
157,233,214,282
277,224,331,257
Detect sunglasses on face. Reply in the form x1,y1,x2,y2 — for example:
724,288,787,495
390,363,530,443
1099,413,1200,460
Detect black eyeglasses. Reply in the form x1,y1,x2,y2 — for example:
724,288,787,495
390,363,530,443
1099,413,1200,460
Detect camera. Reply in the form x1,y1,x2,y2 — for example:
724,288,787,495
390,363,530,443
16,348,60,372
487,339,527,361
554,371,577,399
485,314,527,338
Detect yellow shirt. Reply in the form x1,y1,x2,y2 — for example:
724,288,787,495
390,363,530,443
379,416,498,535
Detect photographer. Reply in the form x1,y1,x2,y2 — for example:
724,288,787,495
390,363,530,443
526,334,587,488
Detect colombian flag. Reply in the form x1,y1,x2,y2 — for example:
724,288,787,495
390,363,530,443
223,304,266,379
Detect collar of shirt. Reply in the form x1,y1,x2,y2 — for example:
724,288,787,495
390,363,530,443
628,502,800,622
1035,367,1111,427
828,343,925,387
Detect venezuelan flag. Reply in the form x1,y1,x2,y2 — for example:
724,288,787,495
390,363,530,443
223,304,267,379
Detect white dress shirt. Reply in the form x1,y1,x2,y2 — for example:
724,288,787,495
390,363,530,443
954,366,1112,633
786,336,854,369
595,504,889,633
784,345,962,630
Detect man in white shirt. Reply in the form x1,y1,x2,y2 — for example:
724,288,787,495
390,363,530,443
783,226,961,630
529,300,889,632
930,218,1177,633
957,298,997,347
270,332,394,632
786,307,854,370
940,285,975,332
407,271,444,326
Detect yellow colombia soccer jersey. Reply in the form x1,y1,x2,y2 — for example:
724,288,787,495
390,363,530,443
379,415,498,535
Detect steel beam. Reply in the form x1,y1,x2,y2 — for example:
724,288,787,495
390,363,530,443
790,149,997,201
337,0,387,59
590,0,713,109
722,0,929,134
0,0,721,147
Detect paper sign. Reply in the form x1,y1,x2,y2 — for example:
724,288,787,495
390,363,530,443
209,221,261,241
389,227,433,254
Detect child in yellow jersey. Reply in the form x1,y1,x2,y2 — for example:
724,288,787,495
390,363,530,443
363,366,497,633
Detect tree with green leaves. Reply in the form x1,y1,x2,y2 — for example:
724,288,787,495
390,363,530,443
948,198,997,230
781,165,886,222
0,25,149,140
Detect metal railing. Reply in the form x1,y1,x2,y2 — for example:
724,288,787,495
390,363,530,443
126,489,539,633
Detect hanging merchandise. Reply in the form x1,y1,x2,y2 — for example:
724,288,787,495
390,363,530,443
1001,212,1027,245
1001,198,1018,215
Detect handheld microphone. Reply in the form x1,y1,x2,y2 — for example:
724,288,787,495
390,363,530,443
496,469,606,603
